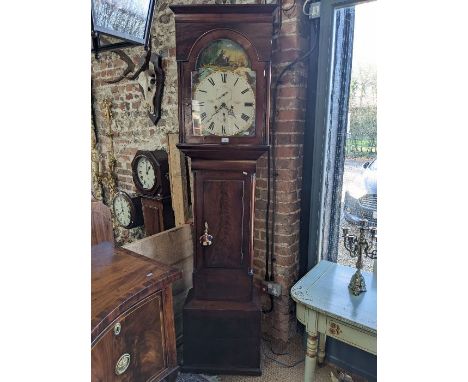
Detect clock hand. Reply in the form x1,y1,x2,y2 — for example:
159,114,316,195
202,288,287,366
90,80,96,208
205,102,227,123
227,105,236,118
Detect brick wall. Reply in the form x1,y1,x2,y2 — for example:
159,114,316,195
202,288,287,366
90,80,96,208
91,0,311,341
255,3,310,342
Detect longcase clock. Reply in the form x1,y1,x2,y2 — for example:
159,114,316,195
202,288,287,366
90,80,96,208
171,4,276,376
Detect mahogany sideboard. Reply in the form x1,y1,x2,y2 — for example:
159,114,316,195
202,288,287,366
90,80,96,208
92,242,181,381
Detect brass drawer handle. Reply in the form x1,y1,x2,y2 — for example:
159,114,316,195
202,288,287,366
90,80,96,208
115,353,131,375
329,322,342,336
114,322,121,336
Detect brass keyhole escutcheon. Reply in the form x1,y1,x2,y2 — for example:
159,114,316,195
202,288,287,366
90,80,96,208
114,322,121,336
115,353,131,375
199,221,213,247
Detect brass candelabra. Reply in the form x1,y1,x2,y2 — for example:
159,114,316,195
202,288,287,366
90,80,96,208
99,98,118,202
342,223,377,296
91,120,103,201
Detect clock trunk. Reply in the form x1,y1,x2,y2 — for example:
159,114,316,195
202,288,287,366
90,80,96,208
192,160,255,302
171,4,276,375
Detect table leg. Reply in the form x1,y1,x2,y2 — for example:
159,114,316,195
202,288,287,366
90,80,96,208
318,333,326,364
304,333,318,382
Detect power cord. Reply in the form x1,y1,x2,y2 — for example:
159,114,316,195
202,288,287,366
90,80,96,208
264,20,319,299
261,337,305,368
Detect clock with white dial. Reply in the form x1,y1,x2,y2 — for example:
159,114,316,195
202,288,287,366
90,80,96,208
131,150,171,197
192,70,255,137
112,191,143,229
136,156,156,190
190,38,257,138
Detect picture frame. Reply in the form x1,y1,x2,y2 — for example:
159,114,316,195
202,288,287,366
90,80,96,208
91,0,156,47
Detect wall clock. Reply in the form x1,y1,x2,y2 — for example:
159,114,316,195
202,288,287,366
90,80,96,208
171,4,276,376
131,150,171,197
112,191,144,229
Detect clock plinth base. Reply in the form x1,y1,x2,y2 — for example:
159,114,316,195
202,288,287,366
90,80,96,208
182,289,262,376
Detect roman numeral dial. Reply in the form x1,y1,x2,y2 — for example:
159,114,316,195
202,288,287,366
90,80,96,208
192,70,256,137
136,157,156,190
113,194,132,227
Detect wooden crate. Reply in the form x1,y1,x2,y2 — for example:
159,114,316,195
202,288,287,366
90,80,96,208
123,224,193,348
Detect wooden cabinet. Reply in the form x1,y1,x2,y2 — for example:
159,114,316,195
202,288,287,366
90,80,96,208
92,242,181,382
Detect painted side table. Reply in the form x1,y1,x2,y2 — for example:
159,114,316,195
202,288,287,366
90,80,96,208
291,261,376,382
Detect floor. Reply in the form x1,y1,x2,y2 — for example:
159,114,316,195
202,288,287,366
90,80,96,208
219,335,366,382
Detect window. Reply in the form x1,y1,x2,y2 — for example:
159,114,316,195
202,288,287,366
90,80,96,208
307,0,377,270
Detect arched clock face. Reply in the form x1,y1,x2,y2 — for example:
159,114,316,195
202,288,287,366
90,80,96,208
192,71,255,137
113,193,132,228
136,156,156,190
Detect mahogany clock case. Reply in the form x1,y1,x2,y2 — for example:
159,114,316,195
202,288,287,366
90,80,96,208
141,196,175,237
191,160,255,302
132,150,171,197
171,4,275,149
171,5,276,376
113,191,144,229
182,289,262,376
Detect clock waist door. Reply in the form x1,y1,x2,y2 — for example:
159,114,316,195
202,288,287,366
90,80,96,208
193,165,255,302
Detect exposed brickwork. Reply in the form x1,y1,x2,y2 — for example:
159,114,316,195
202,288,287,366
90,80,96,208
255,1,311,342
91,0,311,341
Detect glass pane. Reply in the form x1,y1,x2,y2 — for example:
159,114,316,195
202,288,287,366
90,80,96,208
337,2,377,272
191,39,256,137
92,0,151,42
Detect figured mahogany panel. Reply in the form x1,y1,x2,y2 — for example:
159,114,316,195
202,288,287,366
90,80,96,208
91,293,166,381
91,244,181,381
91,199,114,245
141,196,175,236
203,179,244,268
192,165,255,301
91,242,180,342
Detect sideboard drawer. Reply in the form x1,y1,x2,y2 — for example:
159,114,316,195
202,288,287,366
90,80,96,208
325,317,376,354
92,292,167,381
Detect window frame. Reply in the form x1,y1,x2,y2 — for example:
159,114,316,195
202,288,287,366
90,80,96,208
306,0,376,270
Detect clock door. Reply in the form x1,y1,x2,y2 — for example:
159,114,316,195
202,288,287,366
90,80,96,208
192,162,255,302
179,29,271,146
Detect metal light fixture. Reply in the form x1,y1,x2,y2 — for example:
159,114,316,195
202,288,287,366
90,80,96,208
342,222,377,296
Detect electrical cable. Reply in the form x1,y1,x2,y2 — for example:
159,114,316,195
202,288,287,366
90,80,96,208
262,336,289,355
302,0,315,17
261,338,305,368
265,20,319,296
262,293,274,314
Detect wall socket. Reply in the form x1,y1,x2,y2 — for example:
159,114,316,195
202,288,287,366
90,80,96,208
262,281,282,297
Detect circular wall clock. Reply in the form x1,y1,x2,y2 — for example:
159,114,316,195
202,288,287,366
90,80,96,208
112,191,143,229
131,150,171,197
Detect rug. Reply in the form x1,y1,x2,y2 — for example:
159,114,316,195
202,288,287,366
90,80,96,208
176,372,220,382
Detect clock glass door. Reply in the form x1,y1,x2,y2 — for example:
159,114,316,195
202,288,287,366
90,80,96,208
191,39,256,137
